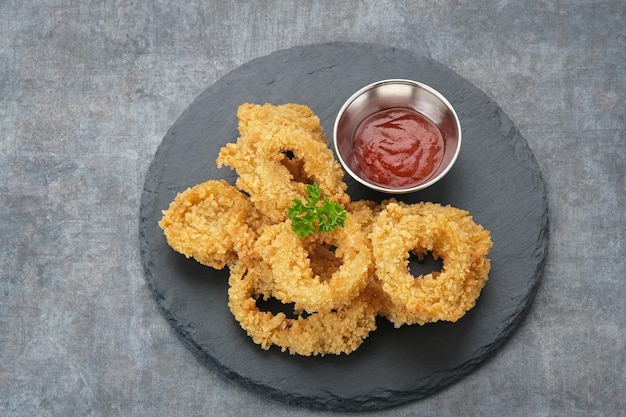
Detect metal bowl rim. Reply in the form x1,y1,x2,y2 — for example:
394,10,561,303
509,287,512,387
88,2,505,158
333,79,462,194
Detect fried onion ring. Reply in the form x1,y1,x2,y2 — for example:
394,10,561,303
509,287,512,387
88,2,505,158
216,103,348,222
253,208,373,312
371,201,492,326
227,258,379,356
158,179,258,269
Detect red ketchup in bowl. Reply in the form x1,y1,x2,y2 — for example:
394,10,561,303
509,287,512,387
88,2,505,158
353,108,445,188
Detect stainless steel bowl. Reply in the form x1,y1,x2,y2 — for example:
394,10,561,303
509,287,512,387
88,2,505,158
333,79,462,194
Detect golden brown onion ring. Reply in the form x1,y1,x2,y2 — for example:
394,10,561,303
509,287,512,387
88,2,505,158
227,258,379,356
253,208,373,312
158,179,257,269
216,103,348,223
371,201,492,326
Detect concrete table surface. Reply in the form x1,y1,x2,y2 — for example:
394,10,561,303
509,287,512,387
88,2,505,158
1,1,624,416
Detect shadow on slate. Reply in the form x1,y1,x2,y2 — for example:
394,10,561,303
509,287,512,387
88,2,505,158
139,42,549,411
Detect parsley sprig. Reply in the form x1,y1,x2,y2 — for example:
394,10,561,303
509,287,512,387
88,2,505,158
287,183,347,238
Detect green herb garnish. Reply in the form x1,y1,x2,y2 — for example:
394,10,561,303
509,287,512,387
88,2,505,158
287,183,347,238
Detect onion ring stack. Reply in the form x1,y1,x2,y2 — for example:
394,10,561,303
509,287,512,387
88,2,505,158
159,103,492,356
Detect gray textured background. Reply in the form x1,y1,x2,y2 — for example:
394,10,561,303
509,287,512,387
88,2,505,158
1,1,624,416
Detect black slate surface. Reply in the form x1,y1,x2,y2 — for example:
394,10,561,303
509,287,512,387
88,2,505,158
139,42,549,411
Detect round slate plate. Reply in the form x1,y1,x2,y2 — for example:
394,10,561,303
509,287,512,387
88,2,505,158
139,42,549,411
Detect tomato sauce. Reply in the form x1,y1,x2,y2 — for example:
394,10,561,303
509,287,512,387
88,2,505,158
353,108,444,188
